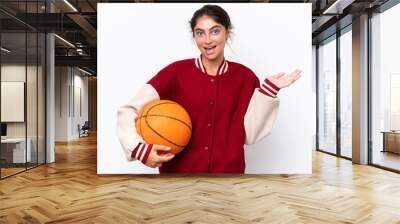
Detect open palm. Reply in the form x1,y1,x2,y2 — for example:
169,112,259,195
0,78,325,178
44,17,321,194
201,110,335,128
268,69,302,89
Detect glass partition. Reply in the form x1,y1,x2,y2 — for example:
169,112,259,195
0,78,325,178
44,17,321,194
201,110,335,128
0,1,46,179
1,31,28,177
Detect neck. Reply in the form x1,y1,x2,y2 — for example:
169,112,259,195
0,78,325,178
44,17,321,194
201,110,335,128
201,54,224,76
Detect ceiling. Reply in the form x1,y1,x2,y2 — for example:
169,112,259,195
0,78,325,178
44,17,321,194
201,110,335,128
0,0,393,75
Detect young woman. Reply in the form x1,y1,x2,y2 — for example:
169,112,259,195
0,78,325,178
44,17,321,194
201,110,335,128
117,5,301,174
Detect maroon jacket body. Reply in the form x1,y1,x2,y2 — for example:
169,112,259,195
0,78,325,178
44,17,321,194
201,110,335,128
117,56,280,174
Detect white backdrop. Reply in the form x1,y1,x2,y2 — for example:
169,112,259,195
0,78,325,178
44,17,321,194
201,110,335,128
98,3,313,174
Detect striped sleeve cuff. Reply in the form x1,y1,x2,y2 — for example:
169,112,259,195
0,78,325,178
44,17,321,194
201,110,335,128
259,78,280,98
131,143,153,164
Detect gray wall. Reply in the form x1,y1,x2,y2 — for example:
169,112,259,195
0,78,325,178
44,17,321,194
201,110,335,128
55,66,89,141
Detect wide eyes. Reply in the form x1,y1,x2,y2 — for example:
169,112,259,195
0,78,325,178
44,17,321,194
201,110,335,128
195,28,222,37
195,30,205,37
210,28,220,35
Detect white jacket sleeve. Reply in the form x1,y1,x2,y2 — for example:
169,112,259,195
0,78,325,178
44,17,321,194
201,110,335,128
244,79,280,145
117,84,160,161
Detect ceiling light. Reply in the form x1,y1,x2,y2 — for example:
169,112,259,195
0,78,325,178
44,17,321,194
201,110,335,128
54,34,75,48
63,0,78,12
322,0,354,15
78,67,93,76
1,47,11,53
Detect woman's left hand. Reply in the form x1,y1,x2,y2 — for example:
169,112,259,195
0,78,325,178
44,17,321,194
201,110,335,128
268,69,302,89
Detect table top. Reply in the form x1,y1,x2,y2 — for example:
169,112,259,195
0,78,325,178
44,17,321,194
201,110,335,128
1,138,29,143
381,131,400,134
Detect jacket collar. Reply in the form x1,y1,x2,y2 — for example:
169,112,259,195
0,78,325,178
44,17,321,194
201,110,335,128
194,55,229,75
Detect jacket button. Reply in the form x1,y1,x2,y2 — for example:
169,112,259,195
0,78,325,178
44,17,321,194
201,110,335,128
209,101,214,105
204,146,209,150
210,78,214,82
207,123,212,127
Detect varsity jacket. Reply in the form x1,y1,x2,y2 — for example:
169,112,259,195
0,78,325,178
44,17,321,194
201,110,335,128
117,56,280,173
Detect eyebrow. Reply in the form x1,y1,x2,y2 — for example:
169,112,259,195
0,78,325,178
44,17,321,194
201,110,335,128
194,25,223,32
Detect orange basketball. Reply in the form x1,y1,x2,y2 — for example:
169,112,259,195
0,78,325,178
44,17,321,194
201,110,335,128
135,100,192,155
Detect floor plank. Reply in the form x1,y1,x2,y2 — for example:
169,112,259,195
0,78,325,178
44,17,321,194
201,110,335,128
1,134,400,223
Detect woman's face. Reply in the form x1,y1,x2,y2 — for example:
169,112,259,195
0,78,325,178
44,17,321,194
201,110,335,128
193,15,229,62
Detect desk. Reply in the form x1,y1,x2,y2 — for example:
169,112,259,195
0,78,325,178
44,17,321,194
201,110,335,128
381,131,400,154
1,138,31,163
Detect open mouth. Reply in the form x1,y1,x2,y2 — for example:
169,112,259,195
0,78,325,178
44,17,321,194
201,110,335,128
204,45,216,55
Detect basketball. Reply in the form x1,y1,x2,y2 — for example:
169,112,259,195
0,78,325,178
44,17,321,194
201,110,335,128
135,100,192,155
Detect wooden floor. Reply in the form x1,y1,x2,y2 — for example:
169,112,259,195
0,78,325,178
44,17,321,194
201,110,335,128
0,167,26,178
1,134,400,223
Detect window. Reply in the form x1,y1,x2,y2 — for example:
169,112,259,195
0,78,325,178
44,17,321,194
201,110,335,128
340,28,352,158
371,3,400,171
318,36,337,154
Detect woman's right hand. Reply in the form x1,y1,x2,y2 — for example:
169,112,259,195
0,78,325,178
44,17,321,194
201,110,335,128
144,144,175,168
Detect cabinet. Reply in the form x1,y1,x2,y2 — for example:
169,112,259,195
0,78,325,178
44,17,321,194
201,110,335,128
382,131,400,154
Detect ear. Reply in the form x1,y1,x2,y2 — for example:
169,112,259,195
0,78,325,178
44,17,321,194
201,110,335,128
226,29,231,41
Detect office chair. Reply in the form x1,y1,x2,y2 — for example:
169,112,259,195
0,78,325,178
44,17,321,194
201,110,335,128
79,121,90,138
